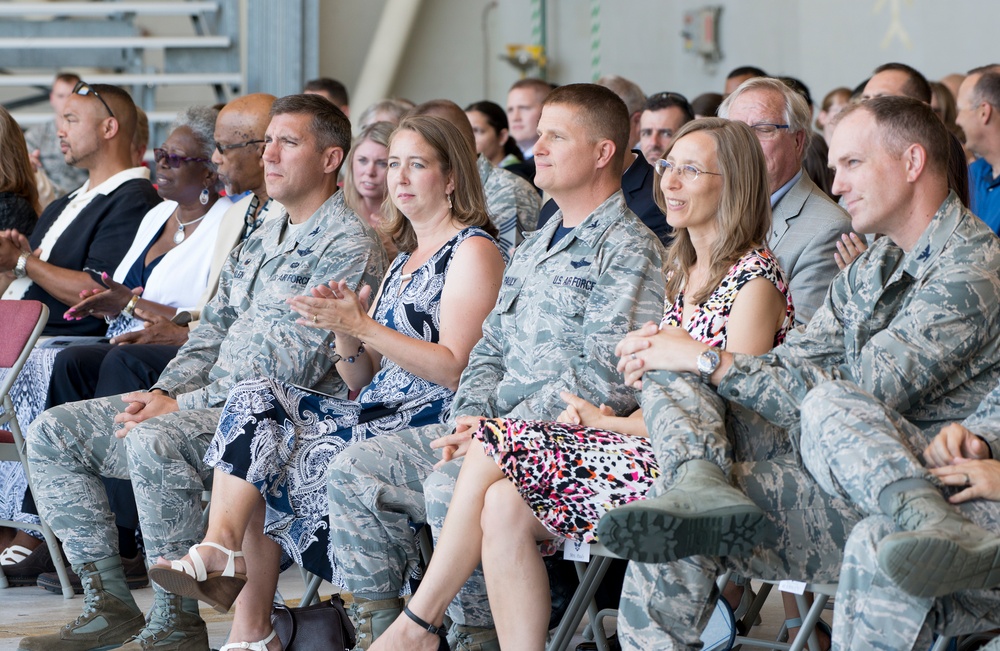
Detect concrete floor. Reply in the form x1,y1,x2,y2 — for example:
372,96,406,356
0,573,824,650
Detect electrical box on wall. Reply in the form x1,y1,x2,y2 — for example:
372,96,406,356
682,6,723,70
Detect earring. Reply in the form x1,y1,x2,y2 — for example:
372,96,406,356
199,188,210,205
447,193,453,210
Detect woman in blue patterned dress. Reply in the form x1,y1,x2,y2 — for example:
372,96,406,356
149,116,506,651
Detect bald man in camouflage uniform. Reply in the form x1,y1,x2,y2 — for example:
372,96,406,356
22,95,387,651
800,380,1000,650
602,97,1000,649
326,84,665,650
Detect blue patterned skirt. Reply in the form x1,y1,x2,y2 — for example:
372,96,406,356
204,375,447,582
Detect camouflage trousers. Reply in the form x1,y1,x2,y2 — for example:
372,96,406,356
799,380,933,515
618,371,860,650
797,381,1000,649
836,513,1000,651
326,422,492,626
27,394,218,566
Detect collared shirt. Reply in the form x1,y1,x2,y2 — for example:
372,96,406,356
719,192,1000,436
155,191,388,411
451,190,666,422
770,170,803,208
969,157,1000,234
4,166,153,301
477,154,542,252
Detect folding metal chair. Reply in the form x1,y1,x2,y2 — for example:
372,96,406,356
0,300,75,598
546,542,621,651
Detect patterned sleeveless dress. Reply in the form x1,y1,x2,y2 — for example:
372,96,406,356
474,248,793,553
204,226,499,579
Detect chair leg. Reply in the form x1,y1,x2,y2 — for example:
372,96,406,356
788,592,829,651
300,570,323,607
546,555,613,651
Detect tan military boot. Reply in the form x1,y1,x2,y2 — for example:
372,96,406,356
597,459,774,564
877,480,1000,598
18,556,145,651
118,591,209,650
349,596,404,649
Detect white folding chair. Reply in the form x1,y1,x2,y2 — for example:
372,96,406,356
0,300,75,598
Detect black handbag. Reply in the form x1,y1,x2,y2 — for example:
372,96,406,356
270,595,357,651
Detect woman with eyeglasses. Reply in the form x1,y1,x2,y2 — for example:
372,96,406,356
343,121,397,259
62,106,230,329
370,118,793,651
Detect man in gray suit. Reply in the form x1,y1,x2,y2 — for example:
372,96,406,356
720,77,853,324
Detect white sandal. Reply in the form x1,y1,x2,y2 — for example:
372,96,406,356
221,629,278,651
0,544,34,566
147,542,247,613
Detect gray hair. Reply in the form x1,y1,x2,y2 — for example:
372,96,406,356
596,74,646,116
718,77,812,157
170,106,219,170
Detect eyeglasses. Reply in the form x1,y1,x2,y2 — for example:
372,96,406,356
750,123,790,139
153,148,210,169
654,159,722,181
72,81,115,119
215,139,265,156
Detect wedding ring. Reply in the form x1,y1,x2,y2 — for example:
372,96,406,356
631,353,637,360
311,314,318,324
965,473,972,487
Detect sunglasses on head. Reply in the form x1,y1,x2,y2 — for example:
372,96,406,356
153,148,210,169
72,81,115,119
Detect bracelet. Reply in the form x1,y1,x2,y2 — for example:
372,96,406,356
13,251,30,279
333,342,366,364
121,294,141,318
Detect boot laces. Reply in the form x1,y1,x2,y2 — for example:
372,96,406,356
68,574,103,628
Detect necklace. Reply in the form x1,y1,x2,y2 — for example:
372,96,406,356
173,210,208,244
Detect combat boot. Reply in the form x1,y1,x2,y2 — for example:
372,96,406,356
877,479,1000,598
349,596,404,649
448,623,499,651
596,459,774,563
18,555,145,651
118,590,209,650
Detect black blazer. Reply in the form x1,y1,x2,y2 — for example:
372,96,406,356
535,150,671,245
24,177,161,336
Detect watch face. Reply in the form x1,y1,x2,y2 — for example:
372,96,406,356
698,349,720,373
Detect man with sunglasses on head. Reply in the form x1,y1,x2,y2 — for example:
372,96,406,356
718,76,852,325
0,82,161,336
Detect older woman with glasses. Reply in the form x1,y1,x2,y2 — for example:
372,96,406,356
372,118,794,651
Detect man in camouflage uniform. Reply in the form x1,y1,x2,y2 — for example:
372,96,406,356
326,84,665,650
407,99,541,251
599,97,1000,649
800,380,1000,650
22,94,387,651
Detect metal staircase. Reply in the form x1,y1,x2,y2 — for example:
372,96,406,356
1,0,242,144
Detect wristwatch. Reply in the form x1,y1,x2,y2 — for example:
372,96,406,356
697,348,721,385
13,251,30,279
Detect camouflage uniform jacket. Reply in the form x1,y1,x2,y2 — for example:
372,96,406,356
718,192,1000,436
153,191,388,410
451,190,666,422
478,154,542,251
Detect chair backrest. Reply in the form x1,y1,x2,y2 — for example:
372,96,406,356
0,300,48,400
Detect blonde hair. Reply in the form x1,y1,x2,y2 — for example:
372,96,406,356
343,121,394,216
0,107,40,215
656,118,771,305
382,116,498,253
